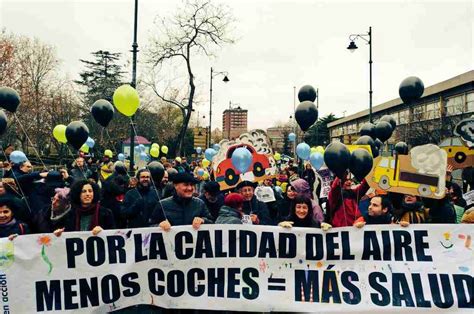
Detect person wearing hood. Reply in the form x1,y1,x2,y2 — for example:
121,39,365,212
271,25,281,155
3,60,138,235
278,195,331,230
236,181,272,225
122,169,160,228
290,178,324,224
215,193,245,224
327,172,369,227
199,181,224,221
150,172,213,231
35,187,73,233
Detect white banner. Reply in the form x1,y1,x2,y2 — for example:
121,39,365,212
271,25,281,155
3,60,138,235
0,224,472,313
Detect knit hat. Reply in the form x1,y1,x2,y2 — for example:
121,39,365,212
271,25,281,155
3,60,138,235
224,193,244,209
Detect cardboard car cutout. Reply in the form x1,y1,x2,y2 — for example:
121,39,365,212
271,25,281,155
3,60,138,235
366,144,447,199
212,129,277,190
439,137,474,170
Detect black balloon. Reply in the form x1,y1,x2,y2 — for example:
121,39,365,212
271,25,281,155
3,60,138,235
380,115,396,131
374,121,393,142
91,99,114,127
349,149,373,182
324,142,351,179
65,121,89,150
298,85,317,102
295,101,318,131
148,161,165,184
360,123,376,139
372,146,380,158
399,76,424,103
356,135,375,148
394,141,409,155
0,87,20,113
0,111,8,135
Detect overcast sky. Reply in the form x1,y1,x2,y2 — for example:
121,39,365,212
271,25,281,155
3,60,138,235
1,0,472,131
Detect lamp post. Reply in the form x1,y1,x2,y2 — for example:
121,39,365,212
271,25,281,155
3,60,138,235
209,67,229,147
347,26,372,123
129,0,139,171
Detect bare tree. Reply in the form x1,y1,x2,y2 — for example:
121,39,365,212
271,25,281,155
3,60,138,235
146,0,235,155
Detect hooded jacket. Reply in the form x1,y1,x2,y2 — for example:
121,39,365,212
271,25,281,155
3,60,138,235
291,179,324,224
215,205,243,224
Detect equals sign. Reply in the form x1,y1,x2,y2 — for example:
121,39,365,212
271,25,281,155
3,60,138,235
268,277,286,291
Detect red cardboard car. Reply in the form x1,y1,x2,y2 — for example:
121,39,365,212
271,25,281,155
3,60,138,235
215,143,270,189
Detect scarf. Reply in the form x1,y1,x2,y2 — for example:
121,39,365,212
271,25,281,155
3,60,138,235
75,203,100,231
0,218,16,228
51,205,72,222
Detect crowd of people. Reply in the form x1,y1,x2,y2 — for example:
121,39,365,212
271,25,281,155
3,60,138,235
0,148,473,241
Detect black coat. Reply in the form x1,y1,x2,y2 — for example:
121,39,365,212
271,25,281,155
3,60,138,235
0,219,29,238
35,205,74,233
64,204,116,231
199,193,224,221
242,196,272,225
122,186,160,228
150,194,213,226
275,196,294,223
215,205,243,224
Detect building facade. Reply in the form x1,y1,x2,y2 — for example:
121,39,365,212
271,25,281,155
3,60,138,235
327,71,474,149
222,106,248,140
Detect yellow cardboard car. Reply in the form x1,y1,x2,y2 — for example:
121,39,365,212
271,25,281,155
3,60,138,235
368,154,445,199
439,137,474,169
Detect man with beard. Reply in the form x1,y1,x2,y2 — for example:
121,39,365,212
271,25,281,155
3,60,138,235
121,169,160,228
327,172,369,227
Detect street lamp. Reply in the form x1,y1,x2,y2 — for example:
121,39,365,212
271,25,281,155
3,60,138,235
347,26,373,122
129,0,139,171
209,67,229,147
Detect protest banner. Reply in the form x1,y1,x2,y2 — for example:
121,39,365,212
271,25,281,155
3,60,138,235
0,224,472,313
463,190,474,206
317,167,333,198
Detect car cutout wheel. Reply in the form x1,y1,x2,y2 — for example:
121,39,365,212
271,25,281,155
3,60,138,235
418,184,432,197
225,168,239,186
454,152,466,163
253,162,265,177
379,175,391,190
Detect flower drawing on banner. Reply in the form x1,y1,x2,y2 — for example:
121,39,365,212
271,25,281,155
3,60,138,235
439,231,454,249
0,241,15,271
37,235,53,274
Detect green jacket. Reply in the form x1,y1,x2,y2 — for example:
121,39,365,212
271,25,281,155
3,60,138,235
215,205,243,224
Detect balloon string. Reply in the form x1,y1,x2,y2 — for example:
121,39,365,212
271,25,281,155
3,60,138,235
104,128,118,156
128,117,168,222
13,114,47,170
339,183,348,227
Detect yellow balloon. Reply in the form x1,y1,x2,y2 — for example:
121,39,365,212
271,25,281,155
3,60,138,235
80,144,89,153
202,159,210,168
113,84,140,117
53,124,67,143
150,147,160,158
161,145,168,154
151,143,159,149
202,172,209,180
316,146,325,154
310,147,318,154
274,152,281,161
104,149,113,158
